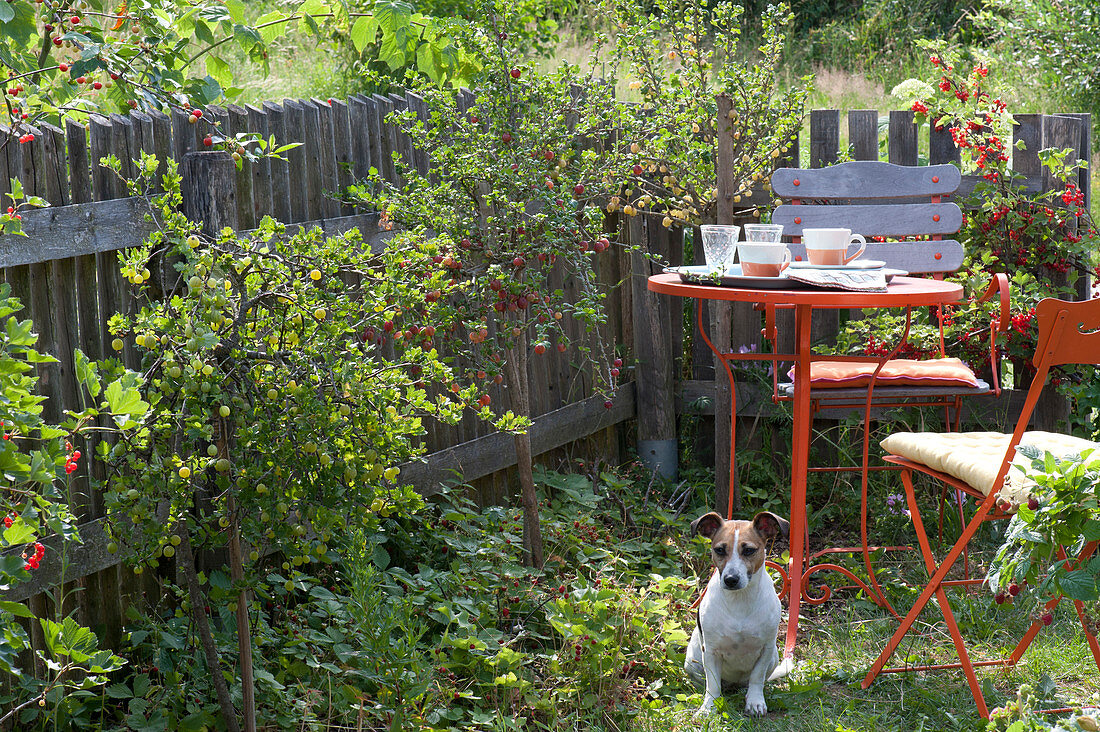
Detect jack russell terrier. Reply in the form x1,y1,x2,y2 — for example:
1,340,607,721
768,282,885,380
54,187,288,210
684,510,791,717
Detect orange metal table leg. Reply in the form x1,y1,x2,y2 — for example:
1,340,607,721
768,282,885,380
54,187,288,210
782,304,813,659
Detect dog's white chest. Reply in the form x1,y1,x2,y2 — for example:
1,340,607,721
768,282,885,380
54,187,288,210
697,574,781,679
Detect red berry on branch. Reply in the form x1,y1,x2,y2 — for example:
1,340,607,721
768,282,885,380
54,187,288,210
512,256,525,268
613,358,623,367
1041,612,1053,626
604,400,613,409
203,135,213,147
573,184,585,197
501,132,512,144
58,63,68,72
510,68,521,79
534,343,546,355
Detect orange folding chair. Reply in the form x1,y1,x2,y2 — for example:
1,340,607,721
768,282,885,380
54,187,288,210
861,296,1100,717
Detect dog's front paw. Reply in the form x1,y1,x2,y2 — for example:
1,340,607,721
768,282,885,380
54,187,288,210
744,692,767,717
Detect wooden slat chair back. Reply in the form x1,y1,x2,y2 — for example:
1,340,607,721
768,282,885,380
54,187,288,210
766,161,1009,414
862,296,1100,717
771,161,965,276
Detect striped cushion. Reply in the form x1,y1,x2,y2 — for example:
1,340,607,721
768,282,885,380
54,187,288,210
808,358,979,388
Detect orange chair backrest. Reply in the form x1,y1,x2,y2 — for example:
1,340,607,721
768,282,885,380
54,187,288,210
1032,297,1100,369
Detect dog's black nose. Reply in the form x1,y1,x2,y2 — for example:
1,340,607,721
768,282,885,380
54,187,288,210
722,575,741,590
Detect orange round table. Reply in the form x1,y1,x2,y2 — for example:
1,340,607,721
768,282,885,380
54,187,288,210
648,273,964,659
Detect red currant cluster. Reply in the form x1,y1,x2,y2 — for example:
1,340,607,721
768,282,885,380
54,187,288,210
1010,307,1036,335
64,441,81,475
23,541,45,571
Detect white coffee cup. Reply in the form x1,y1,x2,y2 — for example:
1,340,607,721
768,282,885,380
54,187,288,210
802,228,867,266
738,242,791,277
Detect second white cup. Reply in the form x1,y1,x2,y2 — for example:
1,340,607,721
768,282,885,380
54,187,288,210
738,242,791,277
803,228,867,266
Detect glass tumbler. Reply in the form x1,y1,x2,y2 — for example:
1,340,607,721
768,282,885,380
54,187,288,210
743,223,784,243
700,225,740,271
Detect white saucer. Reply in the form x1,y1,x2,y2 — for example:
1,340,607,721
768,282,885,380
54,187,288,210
788,259,886,270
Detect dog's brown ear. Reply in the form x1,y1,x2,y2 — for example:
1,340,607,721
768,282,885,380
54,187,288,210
691,512,724,539
753,512,790,542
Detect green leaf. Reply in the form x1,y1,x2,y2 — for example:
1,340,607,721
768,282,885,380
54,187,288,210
349,15,377,54
375,0,412,34
299,0,330,15
256,11,290,45
205,55,232,87
5,317,37,347
104,378,149,428
0,4,14,23
232,24,263,52
105,683,132,699
0,600,34,619
1058,569,1099,602
0,2,36,46
74,349,101,399
4,521,35,545
194,18,216,46
24,350,58,364
1081,519,1100,542
371,544,390,569
224,0,247,23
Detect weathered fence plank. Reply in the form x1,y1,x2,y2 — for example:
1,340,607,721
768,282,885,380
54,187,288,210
888,110,918,166
282,100,309,223
848,110,878,161
810,109,839,168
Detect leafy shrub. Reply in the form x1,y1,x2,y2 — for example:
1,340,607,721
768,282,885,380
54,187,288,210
0,283,126,727
93,466,709,730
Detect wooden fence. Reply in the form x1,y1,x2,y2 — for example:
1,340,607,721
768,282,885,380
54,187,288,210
0,93,637,647
0,96,1092,648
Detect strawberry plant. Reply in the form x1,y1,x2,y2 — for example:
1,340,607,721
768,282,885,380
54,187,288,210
986,446,1100,634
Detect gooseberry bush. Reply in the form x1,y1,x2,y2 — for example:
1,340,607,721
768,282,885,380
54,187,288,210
90,154,506,730
599,0,809,227
350,0,629,568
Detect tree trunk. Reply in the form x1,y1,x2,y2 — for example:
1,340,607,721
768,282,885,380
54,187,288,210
178,527,241,732
504,327,543,568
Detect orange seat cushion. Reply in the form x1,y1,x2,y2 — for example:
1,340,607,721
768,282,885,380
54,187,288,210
808,358,980,388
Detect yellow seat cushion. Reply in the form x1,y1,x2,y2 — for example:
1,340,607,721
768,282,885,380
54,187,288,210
808,358,980,388
880,431,1100,505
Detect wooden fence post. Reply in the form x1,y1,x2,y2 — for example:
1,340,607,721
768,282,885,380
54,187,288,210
630,214,678,479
